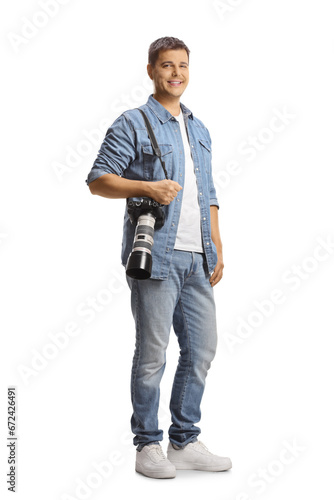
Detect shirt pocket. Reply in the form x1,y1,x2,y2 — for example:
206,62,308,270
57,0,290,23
142,144,173,181
198,139,212,174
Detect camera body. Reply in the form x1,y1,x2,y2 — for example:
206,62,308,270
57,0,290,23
127,197,165,229
126,197,165,279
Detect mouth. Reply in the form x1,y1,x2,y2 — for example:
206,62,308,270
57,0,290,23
167,80,183,87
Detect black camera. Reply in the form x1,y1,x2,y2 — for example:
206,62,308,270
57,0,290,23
126,198,165,280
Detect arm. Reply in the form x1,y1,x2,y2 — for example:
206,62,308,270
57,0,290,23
209,205,224,287
89,173,182,205
87,113,182,204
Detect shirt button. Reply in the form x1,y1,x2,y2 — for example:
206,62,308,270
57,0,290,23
206,242,210,246
191,145,194,148
203,217,206,220
196,168,199,171
199,192,202,196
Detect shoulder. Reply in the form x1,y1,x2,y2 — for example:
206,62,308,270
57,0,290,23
192,115,207,129
123,105,153,130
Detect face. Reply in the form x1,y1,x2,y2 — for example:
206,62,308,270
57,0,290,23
147,49,189,101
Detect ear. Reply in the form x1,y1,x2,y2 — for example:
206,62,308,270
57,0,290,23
147,63,154,80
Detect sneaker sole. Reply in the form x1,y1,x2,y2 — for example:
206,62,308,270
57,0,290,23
169,461,232,472
135,464,176,479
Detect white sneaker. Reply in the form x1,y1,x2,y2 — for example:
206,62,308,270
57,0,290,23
136,444,176,479
167,440,232,471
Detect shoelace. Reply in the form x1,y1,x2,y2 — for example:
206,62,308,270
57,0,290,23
148,445,167,461
194,441,212,455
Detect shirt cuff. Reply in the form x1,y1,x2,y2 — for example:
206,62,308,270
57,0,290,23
210,198,220,209
85,168,111,185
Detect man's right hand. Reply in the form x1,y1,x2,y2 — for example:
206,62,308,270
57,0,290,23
148,179,182,205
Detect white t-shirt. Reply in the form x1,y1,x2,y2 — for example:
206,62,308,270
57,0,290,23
174,111,203,253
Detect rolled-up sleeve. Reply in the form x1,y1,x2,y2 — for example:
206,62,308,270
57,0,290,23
85,114,136,185
209,181,219,208
206,129,219,209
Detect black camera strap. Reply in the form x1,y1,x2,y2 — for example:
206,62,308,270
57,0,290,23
137,108,169,180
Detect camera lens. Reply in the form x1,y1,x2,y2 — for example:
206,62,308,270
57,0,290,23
126,213,156,279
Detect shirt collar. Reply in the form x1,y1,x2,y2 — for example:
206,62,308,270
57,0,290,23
146,94,193,123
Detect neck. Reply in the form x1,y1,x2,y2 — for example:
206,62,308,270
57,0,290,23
153,93,181,116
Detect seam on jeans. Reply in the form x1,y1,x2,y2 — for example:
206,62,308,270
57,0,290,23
192,252,203,276
131,280,141,407
184,251,194,281
177,295,192,435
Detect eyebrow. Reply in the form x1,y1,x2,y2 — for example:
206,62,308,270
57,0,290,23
161,61,189,66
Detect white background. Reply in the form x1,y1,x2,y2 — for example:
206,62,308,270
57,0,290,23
1,0,334,498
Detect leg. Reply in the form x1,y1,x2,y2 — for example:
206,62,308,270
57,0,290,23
168,252,218,448
127,275,178,450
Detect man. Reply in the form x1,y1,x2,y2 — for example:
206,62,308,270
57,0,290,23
86,37,232,479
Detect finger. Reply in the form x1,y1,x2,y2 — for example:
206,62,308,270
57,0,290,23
211,274,222,287
209,271,218,284
210,268,223,286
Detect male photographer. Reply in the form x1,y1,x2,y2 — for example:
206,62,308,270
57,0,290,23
86,37,231,479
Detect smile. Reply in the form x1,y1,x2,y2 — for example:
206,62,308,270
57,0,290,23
168,81,183,87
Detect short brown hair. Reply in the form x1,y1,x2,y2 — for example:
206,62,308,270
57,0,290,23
148,37,190,67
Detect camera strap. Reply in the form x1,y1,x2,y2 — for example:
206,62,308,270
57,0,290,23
137,108,169,180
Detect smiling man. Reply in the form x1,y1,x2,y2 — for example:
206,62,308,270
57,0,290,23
86,37,231,479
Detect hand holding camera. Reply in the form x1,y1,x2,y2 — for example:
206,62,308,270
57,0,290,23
148,179,182,205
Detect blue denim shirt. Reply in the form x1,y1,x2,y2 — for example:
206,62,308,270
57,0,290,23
86,94,219,279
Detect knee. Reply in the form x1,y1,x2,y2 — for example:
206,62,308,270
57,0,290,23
136,349,167,383
193,339,217,377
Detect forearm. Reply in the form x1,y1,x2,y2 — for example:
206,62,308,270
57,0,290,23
88,173,151,199
88,173,182,205
209,205,224,286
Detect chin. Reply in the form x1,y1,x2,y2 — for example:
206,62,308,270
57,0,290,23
169,89,185,97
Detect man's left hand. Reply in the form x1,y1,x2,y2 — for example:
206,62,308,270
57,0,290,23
209,256,224,287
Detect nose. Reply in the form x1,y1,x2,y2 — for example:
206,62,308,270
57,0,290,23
172,67,181,77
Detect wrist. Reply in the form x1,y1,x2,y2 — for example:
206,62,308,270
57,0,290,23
216,246,223,261
141,180,152,198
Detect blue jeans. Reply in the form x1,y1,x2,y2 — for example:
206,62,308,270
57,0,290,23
126,250,218,451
